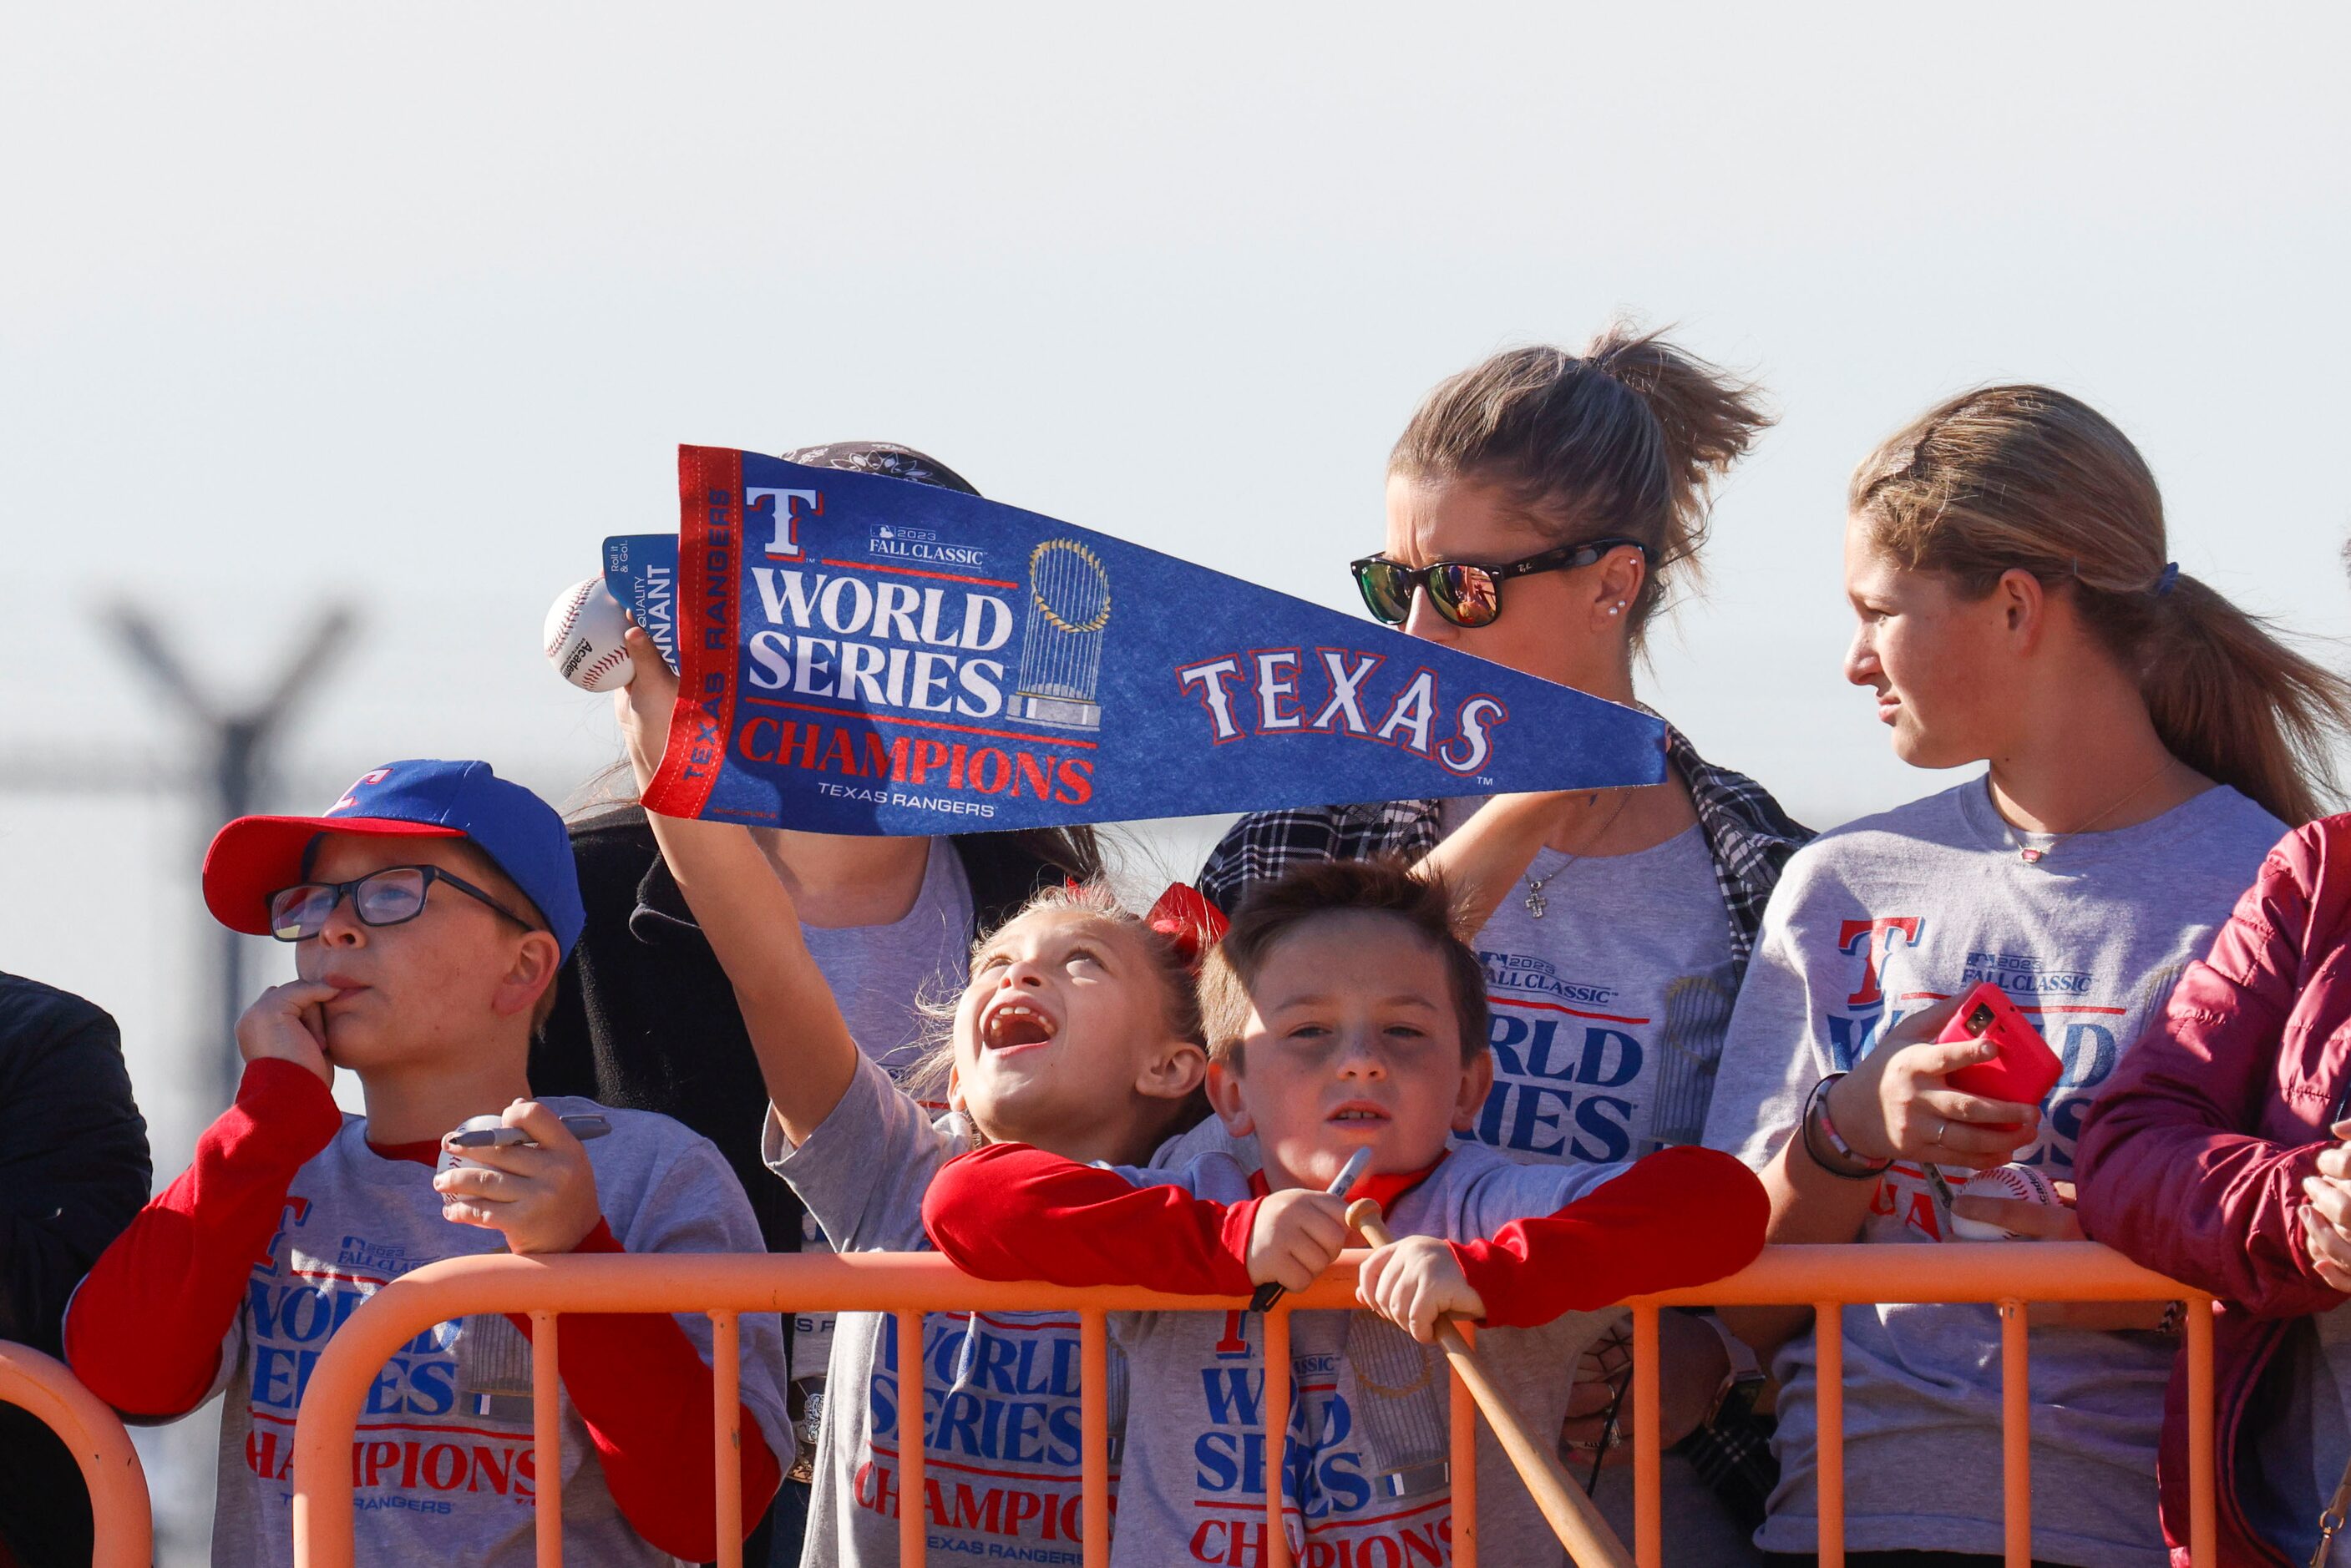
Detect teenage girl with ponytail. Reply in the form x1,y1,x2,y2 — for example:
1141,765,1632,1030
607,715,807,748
1703,384,2351,1565
1196,324,1811,1560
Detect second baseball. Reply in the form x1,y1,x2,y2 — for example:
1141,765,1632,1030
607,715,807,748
543,578,635,692
1948,1162,2063,1242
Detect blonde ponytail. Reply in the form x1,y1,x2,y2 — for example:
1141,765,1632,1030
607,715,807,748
1852,385,2351,825
2141,576,2348,826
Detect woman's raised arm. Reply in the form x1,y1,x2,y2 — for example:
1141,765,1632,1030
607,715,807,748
616,623,863,1146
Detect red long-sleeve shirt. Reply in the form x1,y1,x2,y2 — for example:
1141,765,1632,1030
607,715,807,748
64,1059,779,1561
923,1140,1768,1325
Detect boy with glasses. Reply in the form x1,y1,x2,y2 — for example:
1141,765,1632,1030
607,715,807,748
64,760,789,1567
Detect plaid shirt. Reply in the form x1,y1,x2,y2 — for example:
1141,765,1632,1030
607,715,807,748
1197,724,1811,976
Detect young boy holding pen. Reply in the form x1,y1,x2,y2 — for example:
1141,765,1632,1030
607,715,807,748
923,859,1769,1567
64,760,789,1567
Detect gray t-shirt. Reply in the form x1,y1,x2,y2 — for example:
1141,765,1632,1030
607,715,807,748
1702,777,2283,1565
800,839,973,1081
1468,830,1750,1558
202,1098,791,1568
767,1055,1102,1568
1471,822,1739,1162
791,841,975,1385
1103,1144,1621,1568
1167,819,1752,1559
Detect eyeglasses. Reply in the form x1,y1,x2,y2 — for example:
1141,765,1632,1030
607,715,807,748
266,866,538,943
1348,537,1649,629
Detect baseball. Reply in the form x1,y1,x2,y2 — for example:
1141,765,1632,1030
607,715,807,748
542,578,635,692
436,1115,505,1176
1948,1162,2063,1241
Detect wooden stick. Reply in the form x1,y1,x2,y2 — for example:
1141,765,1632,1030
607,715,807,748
1348,1198,1635,1568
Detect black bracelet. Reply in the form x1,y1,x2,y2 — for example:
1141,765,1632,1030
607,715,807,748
1801,1072,1892,1179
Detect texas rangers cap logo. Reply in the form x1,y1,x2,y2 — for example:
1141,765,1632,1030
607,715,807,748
330,767,395,813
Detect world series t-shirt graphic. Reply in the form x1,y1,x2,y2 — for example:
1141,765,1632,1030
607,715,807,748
1462,826,1739,1164
240,1208,536,1506
195,1105,789,1568
1821,913,2182,1242
615,447,1668,833
850,1310,1102,1559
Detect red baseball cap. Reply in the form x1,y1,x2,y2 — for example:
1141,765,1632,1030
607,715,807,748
201,760,585,955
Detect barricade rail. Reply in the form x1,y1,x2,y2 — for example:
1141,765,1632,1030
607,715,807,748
0,1342,154,1568
256,1241,2214,1568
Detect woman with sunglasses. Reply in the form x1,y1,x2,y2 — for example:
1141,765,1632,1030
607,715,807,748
1196,325,1807,1559
1700,386,2351,1566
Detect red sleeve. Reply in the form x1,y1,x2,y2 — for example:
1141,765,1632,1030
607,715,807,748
506,1222,782,1561
923,1143,1261,1295
2076,824,2347,1318
63,1059,342,1416
1449,1145,1769,1328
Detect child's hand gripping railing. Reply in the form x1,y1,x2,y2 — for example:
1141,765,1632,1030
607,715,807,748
1347,1195,1634,1568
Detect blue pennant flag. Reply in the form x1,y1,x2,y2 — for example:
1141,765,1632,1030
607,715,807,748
608,446,1665,832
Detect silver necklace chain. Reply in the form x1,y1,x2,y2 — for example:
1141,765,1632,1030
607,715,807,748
1523,791,1634,918
1999,761,2175,866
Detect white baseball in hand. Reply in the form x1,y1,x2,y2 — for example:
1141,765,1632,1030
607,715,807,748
1948,1162,2062,1241
542,578,634,692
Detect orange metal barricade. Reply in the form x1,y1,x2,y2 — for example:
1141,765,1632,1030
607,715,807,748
289,1242,2216,1568
0,1342,155,1568
1626,1245,2217,1568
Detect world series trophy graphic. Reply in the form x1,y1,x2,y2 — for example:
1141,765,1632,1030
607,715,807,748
1010,538,1112,730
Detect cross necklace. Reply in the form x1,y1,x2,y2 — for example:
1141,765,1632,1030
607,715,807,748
1523,791,1634,918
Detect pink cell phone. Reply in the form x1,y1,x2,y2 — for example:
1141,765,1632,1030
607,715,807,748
1938,982,2061,1110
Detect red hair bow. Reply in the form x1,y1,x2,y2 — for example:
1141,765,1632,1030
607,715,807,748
1147,883,1229,974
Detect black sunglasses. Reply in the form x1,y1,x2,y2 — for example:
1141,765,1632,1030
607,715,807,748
266,865,538,943
1348,537,1649,629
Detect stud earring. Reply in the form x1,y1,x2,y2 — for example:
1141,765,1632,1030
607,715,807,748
1608,604,1624,616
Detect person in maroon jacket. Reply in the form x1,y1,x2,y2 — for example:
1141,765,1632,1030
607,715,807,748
2078,817,2351,1567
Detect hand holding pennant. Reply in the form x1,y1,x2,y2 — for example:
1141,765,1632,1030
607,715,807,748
609,446,1666,832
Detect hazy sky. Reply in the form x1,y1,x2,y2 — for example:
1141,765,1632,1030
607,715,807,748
5,6,2348,1550
12,0,2351,1156
13,0,2351,1232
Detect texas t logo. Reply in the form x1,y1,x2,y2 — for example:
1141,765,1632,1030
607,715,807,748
1837,917,1924,1008
331,768,393,812
258,1195,311,1270
747,487,819,560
